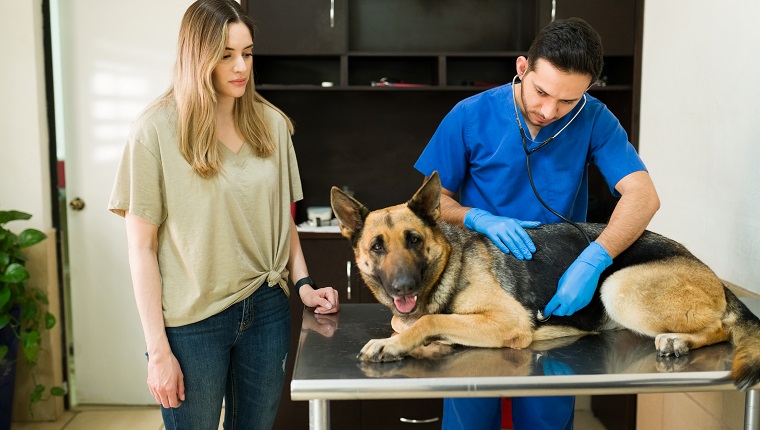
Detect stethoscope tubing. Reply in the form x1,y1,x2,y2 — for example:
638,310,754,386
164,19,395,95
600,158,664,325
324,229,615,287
511,74,592,245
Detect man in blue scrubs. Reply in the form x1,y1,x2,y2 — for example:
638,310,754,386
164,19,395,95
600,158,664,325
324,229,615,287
414,18,660,430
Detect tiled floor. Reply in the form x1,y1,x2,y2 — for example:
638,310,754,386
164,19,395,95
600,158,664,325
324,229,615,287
10,405,605,430
9,406,224,430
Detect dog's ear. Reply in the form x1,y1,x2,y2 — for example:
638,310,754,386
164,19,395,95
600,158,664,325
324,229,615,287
407,171,441,226
330,186,370,240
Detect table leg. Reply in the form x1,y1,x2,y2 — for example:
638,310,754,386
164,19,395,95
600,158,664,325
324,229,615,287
746,389,759,430
309,399,330,430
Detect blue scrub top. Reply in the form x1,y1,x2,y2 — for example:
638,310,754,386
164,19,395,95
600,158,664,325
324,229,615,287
414,84,646,223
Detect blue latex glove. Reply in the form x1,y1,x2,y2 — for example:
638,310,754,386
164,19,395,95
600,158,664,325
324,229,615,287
463,208,540,260
544,241,612,317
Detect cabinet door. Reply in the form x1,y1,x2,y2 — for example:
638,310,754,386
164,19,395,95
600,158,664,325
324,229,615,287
273,293,362,429
362,399,443,430
245,0,347,54
300,234,366,303
274,235,364,429
538,0,637,55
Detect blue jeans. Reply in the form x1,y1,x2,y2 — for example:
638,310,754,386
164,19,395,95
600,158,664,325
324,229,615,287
158,284,291,430
442,396,575,430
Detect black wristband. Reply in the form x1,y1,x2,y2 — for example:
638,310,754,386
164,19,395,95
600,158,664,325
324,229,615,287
294,276,316,291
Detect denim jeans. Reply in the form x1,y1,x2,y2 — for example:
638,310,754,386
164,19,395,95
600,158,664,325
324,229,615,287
159,284,291,430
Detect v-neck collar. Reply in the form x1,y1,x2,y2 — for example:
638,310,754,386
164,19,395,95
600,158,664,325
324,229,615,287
220,140,251,169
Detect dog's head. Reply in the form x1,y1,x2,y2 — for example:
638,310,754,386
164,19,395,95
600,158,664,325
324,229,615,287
330,172,450,315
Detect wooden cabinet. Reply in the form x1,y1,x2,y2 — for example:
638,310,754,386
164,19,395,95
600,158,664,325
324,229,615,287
248,1,645,428
273,233,364,429
538,0,637,55
274,232,443,429
299,232,366,303
246,0,346,55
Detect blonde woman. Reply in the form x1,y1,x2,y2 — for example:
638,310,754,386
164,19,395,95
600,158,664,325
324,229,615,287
109,0,339,428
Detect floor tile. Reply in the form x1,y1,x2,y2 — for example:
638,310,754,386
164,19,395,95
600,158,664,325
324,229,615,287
66,408,163,430
10,411,75,430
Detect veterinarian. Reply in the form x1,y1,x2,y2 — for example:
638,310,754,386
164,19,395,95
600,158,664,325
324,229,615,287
108,1,339,428
415,17,660,430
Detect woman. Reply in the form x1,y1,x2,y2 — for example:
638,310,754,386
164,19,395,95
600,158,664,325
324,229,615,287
108,1,339,428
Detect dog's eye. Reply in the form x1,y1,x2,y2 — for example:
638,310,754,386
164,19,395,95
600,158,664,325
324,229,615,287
371,243,384,253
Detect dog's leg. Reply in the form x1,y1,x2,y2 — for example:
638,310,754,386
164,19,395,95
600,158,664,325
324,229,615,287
360,301,533,362
652,322,729,357
601,259,730,356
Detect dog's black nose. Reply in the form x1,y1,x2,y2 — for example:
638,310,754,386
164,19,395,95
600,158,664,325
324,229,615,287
391,275,417,296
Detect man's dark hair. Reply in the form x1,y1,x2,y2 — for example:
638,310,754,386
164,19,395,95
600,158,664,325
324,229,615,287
527,17,604,83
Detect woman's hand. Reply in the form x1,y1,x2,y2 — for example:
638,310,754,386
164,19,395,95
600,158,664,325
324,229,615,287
299,285,340,314
147,348,185,408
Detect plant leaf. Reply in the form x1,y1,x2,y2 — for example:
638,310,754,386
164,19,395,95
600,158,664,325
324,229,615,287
34,288,49,305
22,301,39,322
0,345,7,361
0,285,10,309
18,229,46,248
21,330,41,364
50,386,66,396
0,210,32,225
29,384,45,403
1,263,30,283
0,313,10,329
45,311,56,329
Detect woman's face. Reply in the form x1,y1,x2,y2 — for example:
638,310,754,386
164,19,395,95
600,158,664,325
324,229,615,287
212,22,253,100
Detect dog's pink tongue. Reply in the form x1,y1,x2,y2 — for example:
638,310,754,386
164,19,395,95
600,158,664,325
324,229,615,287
394,295,417,313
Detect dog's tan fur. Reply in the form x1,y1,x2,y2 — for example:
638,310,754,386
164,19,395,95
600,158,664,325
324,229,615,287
331,172,760,390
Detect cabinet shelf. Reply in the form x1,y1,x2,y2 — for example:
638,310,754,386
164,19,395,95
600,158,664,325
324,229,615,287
253,53,634,90
256,84,632,92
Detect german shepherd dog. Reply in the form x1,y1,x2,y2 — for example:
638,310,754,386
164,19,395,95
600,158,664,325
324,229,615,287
330,172,760,390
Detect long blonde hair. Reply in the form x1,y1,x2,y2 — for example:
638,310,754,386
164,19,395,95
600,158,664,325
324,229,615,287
163,0,293,178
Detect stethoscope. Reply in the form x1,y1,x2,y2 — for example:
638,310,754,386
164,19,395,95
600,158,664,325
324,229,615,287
511,73,587,155
511,74,592,322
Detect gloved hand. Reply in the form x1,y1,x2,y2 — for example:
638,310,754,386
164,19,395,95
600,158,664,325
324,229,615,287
463,208,540,260
543,241,612,317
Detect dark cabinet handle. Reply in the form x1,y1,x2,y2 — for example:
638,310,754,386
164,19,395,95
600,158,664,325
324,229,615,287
346,260,352,300
399,417,440,424
330,0,335,28
551,0,557,22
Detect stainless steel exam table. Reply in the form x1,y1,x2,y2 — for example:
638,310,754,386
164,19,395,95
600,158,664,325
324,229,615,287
291,302,760,430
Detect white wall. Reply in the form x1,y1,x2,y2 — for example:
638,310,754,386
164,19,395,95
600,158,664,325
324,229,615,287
639,0,760,294
0,0,52,231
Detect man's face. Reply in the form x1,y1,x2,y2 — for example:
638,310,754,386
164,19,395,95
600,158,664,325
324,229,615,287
518,58,592,130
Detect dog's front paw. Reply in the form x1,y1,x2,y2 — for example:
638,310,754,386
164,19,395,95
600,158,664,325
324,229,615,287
655,333,691,357
358,337,408,362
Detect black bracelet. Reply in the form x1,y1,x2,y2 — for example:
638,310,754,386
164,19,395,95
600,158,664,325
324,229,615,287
294,276,316,291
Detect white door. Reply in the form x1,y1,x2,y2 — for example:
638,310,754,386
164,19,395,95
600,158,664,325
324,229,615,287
56,0,194,404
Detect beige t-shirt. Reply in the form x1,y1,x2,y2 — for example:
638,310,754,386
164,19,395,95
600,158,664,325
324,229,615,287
109,99,303,327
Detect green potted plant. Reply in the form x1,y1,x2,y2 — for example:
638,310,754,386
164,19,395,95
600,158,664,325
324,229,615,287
0,209,63,422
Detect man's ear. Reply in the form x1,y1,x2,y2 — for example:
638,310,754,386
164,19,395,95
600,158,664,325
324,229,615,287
407,171,441,227
330,186,369,240
516,56,529,79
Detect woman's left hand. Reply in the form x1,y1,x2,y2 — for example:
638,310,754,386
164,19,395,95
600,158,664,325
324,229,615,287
299,285,340,314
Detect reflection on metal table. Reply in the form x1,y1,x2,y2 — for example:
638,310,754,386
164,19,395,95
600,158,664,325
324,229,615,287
291,303,760,430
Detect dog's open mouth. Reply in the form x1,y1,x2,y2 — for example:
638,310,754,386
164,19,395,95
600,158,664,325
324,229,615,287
393,295,418,314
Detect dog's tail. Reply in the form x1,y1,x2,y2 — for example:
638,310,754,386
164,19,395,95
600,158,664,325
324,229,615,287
725,286,760,390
